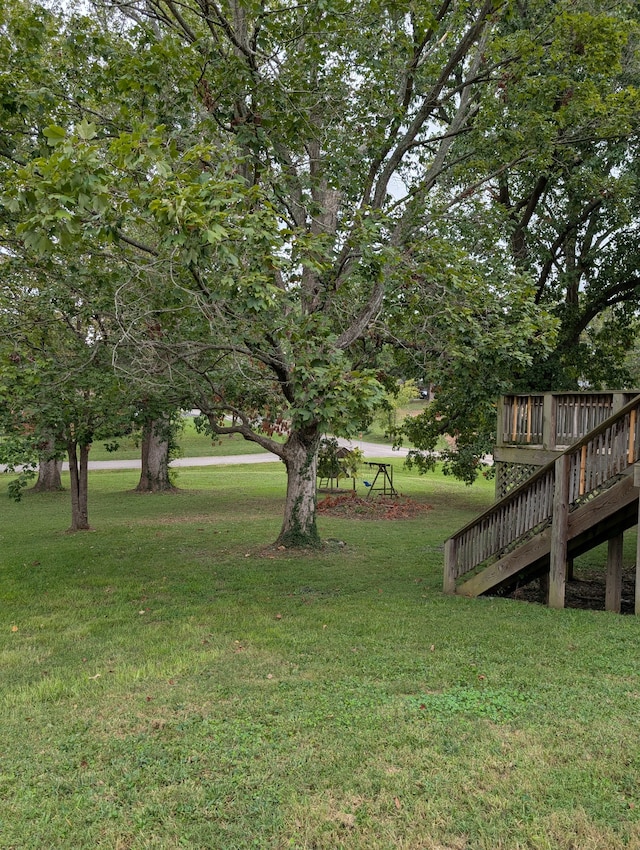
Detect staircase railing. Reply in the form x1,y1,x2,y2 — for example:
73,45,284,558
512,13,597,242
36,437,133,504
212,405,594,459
444,394,640,592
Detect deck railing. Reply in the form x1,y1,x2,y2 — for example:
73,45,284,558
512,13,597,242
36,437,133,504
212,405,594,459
502,395,545,444
445,394,640,590
499,392,637,449
556,394,614,447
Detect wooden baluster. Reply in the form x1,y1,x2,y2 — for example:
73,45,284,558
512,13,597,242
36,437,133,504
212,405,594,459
485,521,491,561
484,517,490,563
522,488,531,534
536,397,543,442
491,513,497,558
530,481,537,527
620,414,627,470
483,521,488,561
518,494,524,537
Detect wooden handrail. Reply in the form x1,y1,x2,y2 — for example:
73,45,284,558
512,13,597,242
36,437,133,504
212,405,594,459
445,393,640,588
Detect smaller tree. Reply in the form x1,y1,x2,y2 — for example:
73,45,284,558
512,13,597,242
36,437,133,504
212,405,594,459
374,379,419,437
0,260,138,530
0,433,38,501
317,437,363,491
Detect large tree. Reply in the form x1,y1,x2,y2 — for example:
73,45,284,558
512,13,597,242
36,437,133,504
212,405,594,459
402,0,640,478
485,1,640,390
3,0,578,542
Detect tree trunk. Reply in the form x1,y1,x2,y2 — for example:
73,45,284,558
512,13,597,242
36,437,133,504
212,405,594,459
32,439,63,493
276,426,321,548
136,419,175,492
67,440,91,531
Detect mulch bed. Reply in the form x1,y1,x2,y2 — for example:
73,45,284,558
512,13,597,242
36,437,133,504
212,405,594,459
317,491,432,520
507,566,637,613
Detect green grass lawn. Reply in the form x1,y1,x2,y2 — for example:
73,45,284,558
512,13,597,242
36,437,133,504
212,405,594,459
2,461,640,849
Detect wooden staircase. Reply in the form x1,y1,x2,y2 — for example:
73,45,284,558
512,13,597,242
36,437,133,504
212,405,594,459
444,394,640,613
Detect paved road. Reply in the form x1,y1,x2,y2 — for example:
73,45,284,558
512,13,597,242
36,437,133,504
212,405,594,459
2,441,497,475
40,439,411,472
94,439,409,470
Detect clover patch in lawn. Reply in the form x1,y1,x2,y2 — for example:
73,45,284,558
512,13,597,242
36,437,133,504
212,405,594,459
410,685,532,723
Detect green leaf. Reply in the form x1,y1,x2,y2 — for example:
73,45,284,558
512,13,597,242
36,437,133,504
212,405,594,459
42,124,66,146
205,225,228,243
77,119,97,141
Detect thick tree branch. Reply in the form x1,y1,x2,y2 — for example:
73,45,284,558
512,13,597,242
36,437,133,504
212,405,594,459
335,281,384,350
371,1,502,209
200,403,286,458
534,197,604,303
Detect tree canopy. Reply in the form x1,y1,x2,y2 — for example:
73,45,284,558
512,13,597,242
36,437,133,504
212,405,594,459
400,0,640,476
2,0,638,533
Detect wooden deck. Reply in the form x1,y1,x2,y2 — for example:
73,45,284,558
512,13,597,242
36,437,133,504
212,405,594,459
494,391,639,498
444,394,640,613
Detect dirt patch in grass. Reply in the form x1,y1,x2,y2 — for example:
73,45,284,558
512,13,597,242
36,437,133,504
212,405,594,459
508,566,637,613
317,491,433,520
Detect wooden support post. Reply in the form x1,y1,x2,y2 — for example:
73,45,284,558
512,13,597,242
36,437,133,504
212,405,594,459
606,534,623,614
613,393,625,415
496,397,505,447
549,453,570,609
635,464,640,615
543,393,556,451
443,538,457,594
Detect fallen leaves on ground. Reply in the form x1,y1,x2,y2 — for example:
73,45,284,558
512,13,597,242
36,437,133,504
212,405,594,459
317,491,432,520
